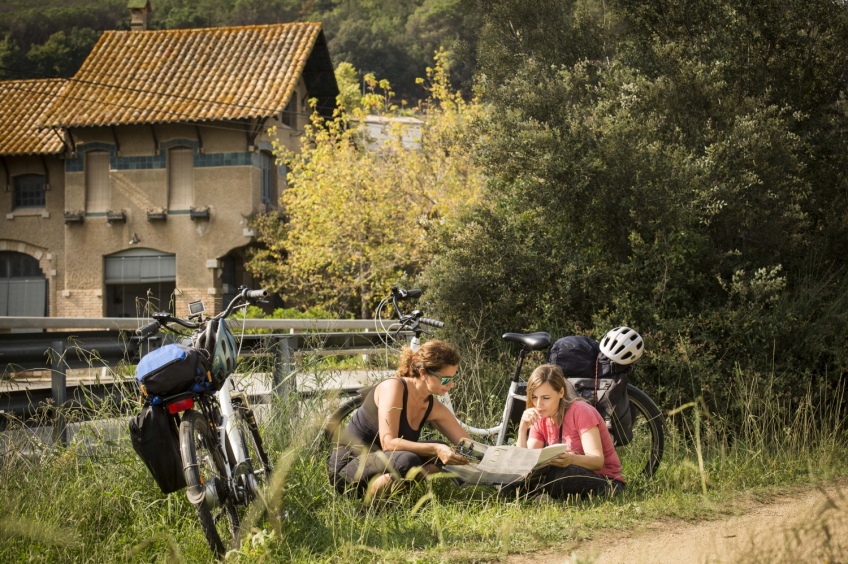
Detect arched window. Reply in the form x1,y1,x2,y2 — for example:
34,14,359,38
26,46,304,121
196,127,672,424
0,251,46,318
168,146,194,210
13,174,46,209
85,150,111,213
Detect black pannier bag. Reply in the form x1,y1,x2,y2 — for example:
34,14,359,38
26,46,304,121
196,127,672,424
136,343,209,398
548,336,634,446
128,404,187,494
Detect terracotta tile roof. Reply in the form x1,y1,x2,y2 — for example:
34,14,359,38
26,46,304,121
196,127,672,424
0,79,67,155
41,22,325,128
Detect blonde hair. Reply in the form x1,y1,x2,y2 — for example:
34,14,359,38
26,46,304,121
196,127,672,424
525,364,579,425
396,339,461,379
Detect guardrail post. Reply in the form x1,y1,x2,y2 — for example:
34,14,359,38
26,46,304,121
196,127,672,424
273,335,296,399
50,341,68,446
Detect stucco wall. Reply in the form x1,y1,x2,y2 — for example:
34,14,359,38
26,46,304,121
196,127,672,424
57,118,287,317
3,74,309,319
0,155,66,317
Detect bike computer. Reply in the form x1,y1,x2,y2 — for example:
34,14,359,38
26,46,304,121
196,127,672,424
188,300,206,318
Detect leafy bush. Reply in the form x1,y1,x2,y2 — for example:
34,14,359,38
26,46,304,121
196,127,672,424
422,0,848,424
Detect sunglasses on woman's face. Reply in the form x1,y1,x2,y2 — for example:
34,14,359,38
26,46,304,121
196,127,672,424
425,367,458,386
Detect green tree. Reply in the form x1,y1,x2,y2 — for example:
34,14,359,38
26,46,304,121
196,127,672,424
0,35,24,79
425,0,848,415
334,61,362,110
248,55,484,317
26,28,100,77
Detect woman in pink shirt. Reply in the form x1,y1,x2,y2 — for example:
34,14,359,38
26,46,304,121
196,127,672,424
516,364,624,498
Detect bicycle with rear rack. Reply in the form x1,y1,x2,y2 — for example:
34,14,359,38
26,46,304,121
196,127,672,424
132,286,273,557
322,287,666,482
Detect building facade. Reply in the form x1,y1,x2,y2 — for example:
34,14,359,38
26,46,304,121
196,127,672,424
0,19,338,320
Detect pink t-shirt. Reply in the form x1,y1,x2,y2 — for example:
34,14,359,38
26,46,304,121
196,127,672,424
529,400,624,483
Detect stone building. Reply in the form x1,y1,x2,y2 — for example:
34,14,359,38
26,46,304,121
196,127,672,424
0,79,68,319
0,19,338,319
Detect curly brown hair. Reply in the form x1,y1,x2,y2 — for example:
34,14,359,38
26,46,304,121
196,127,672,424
396,340,461,379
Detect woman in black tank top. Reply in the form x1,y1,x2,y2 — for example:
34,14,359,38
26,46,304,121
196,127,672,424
329,340,472,498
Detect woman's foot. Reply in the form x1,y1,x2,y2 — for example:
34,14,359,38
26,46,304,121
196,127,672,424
365,473,394,500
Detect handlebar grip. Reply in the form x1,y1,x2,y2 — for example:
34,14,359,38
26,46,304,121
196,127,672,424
420,317,444,329
246,289,269,300
396,288,422,300
136,320,161,337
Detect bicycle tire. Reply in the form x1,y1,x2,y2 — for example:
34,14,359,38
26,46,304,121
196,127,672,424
180,410,240,557
321,393,366,450
616,384,665,480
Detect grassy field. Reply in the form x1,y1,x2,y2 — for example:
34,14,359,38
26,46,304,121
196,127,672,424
1,363,847,563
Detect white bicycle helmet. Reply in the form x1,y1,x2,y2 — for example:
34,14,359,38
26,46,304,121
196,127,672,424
599,326,644,365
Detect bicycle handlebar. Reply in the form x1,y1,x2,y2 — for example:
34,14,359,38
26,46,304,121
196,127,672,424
392,286,422,301
419,317,444,329
135,286,268,338
136,320,161,338
385,287,445,336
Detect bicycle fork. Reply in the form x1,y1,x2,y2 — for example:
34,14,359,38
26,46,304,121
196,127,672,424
216,378,259,502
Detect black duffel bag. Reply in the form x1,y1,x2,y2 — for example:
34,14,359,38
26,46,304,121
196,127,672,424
128,403,187,494
548,336,634,447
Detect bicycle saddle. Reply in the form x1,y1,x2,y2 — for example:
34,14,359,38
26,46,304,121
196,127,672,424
502,332,551,350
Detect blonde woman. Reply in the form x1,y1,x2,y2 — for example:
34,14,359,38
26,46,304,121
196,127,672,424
517,364,624,498
328,340,470,498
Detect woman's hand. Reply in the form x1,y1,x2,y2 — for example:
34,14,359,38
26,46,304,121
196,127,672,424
435,443,470,466
519,407,541,430
548,452,574,467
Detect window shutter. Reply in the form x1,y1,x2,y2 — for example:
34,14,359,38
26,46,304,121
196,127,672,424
260,151,276,205
85,151,111,213
168,147,194,210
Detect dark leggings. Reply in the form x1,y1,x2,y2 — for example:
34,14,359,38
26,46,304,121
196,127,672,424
503,465,624,500
328,442,442,495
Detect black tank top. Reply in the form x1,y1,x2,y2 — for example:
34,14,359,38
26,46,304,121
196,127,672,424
345,378,434,449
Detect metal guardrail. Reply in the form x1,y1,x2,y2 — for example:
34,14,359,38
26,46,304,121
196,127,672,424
0,323,407,444
0,317,379,331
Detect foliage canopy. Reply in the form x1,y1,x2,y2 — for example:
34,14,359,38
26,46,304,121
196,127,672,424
247,54,484,317
0,0,479,101
423,0,848,416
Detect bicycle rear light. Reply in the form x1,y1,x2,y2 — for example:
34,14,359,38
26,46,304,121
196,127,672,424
167,397,195,414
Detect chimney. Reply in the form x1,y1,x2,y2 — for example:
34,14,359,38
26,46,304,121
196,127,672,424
128,0,152,31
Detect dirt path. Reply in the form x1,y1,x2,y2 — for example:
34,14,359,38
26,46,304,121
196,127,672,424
509,481,848,563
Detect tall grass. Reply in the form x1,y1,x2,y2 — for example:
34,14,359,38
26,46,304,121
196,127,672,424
1,345,847,562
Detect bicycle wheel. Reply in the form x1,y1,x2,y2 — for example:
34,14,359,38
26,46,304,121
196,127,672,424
230,405,272,499
180,410,239,557
321,392,366,450
616,385,665,481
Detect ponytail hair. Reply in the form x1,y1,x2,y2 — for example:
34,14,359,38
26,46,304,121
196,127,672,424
396,339,461,379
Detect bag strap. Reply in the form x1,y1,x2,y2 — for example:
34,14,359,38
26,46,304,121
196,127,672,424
593,353,600,406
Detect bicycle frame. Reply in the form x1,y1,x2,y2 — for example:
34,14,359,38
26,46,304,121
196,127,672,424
217,376,260,497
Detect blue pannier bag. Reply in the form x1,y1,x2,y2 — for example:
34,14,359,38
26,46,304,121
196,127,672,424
136,344,209,398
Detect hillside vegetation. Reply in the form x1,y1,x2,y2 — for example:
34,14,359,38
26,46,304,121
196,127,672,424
0,0,478,101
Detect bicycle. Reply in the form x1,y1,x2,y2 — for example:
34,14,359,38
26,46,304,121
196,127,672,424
134,286,274,557
323,287,666,483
